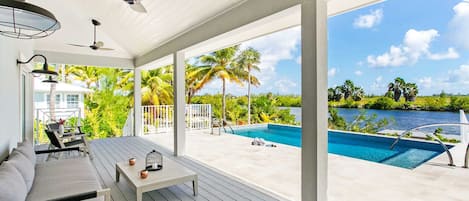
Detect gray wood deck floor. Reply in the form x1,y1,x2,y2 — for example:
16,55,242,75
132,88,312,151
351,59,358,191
39,137,280,201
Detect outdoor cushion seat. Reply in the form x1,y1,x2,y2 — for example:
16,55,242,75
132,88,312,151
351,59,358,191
26,157,104,201
0,141,109,201
0,162,28,201
7,149,35,191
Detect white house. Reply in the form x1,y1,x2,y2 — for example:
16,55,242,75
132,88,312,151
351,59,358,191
33,79,92,119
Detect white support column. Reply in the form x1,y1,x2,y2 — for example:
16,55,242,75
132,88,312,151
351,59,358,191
301,0,328,201
173,51,186,156
134,68,143,137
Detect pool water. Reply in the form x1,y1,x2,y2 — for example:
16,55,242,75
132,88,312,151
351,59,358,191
233,124,450,169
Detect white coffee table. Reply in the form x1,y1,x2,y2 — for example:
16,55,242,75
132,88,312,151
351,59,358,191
116,157,198,201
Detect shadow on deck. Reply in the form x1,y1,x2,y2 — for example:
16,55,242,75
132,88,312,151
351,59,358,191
37,136,280,201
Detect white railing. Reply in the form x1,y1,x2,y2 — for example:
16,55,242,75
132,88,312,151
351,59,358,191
141,104,211,135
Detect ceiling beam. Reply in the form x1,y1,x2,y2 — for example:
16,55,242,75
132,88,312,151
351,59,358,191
34,50,134,69
328,0,383,17
135,0,301,67
135,0,383,68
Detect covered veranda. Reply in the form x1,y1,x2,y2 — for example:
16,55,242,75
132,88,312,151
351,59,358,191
2,0,382,201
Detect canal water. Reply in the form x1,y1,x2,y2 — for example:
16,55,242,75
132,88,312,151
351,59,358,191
282,107,468,135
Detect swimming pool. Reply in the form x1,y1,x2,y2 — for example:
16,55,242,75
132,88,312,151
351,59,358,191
233,124,451,169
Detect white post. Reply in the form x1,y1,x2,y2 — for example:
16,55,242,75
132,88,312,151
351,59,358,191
301,0,328,201
174,52,186,156
134,68,143,136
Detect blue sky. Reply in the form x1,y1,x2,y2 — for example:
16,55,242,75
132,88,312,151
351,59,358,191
199,0,469,96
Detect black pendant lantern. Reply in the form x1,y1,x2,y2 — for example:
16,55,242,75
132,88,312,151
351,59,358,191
145,150,163,171
0,0,60,39
42,76,57,83
17,54,58,77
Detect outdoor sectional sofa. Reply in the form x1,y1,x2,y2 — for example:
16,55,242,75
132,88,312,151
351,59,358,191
0,140,110,201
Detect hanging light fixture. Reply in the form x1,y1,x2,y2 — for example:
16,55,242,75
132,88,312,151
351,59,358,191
42,76,58,84
0,0,60,39
17,54,58,79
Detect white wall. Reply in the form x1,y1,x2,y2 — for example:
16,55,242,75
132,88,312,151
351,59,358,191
0,37,34,161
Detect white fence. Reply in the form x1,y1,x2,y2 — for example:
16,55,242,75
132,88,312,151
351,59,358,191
141,104,212,135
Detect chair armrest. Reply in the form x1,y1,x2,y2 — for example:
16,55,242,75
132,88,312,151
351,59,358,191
35,147,80,154
48,188,111,201
61,132,85,138
60,134,84,140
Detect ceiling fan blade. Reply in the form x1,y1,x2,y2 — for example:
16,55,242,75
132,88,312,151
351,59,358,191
130,3,147,13
68,43,88,47
97,47,114,51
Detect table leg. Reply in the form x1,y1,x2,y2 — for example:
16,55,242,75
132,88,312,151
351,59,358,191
192,179,198,196
136,189,142,201
116,167,120,182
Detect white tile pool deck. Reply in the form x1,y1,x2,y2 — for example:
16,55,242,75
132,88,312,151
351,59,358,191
142,129,469,201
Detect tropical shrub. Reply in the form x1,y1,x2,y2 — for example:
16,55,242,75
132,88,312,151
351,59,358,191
367,97,395,110
449,96,469,111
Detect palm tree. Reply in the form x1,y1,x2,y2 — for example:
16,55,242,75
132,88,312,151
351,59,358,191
387,77,405,102
198,46,243,122
71,66,100,89
352,87,365,101
341,80,355,100
185,62,207,104
141,65,174,105
333,86,343,101
58,65,79,83
236,47,261,125
403,83,419,102
328,88,335,101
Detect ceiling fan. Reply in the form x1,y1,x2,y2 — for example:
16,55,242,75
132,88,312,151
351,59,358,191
68,19,114,51
123,0,147,13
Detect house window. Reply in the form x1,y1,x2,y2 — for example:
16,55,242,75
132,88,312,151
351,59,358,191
34,92,44,102
67,94,79,108
46,94,61,108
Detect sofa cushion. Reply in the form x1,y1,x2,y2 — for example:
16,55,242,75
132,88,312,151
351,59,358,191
8,150,35,191
0,162,28,201
16,140,36,165
26,158,102,201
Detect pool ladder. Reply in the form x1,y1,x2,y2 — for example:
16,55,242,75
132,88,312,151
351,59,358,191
388,123,469,167
211,117,235,135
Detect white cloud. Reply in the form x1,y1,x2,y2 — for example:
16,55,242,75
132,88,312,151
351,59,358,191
449,1,469,49
296,56,301,65
354,70,363,76
367,45,408,67
274,80,297,94
240,26,300,85
370,76,386,94
418,77,433,88
428,48,460,60
367,29,459,67
354,9,383,29
417,64,469,95
447,64,469,84
376,76,383,82
328,68,338,77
